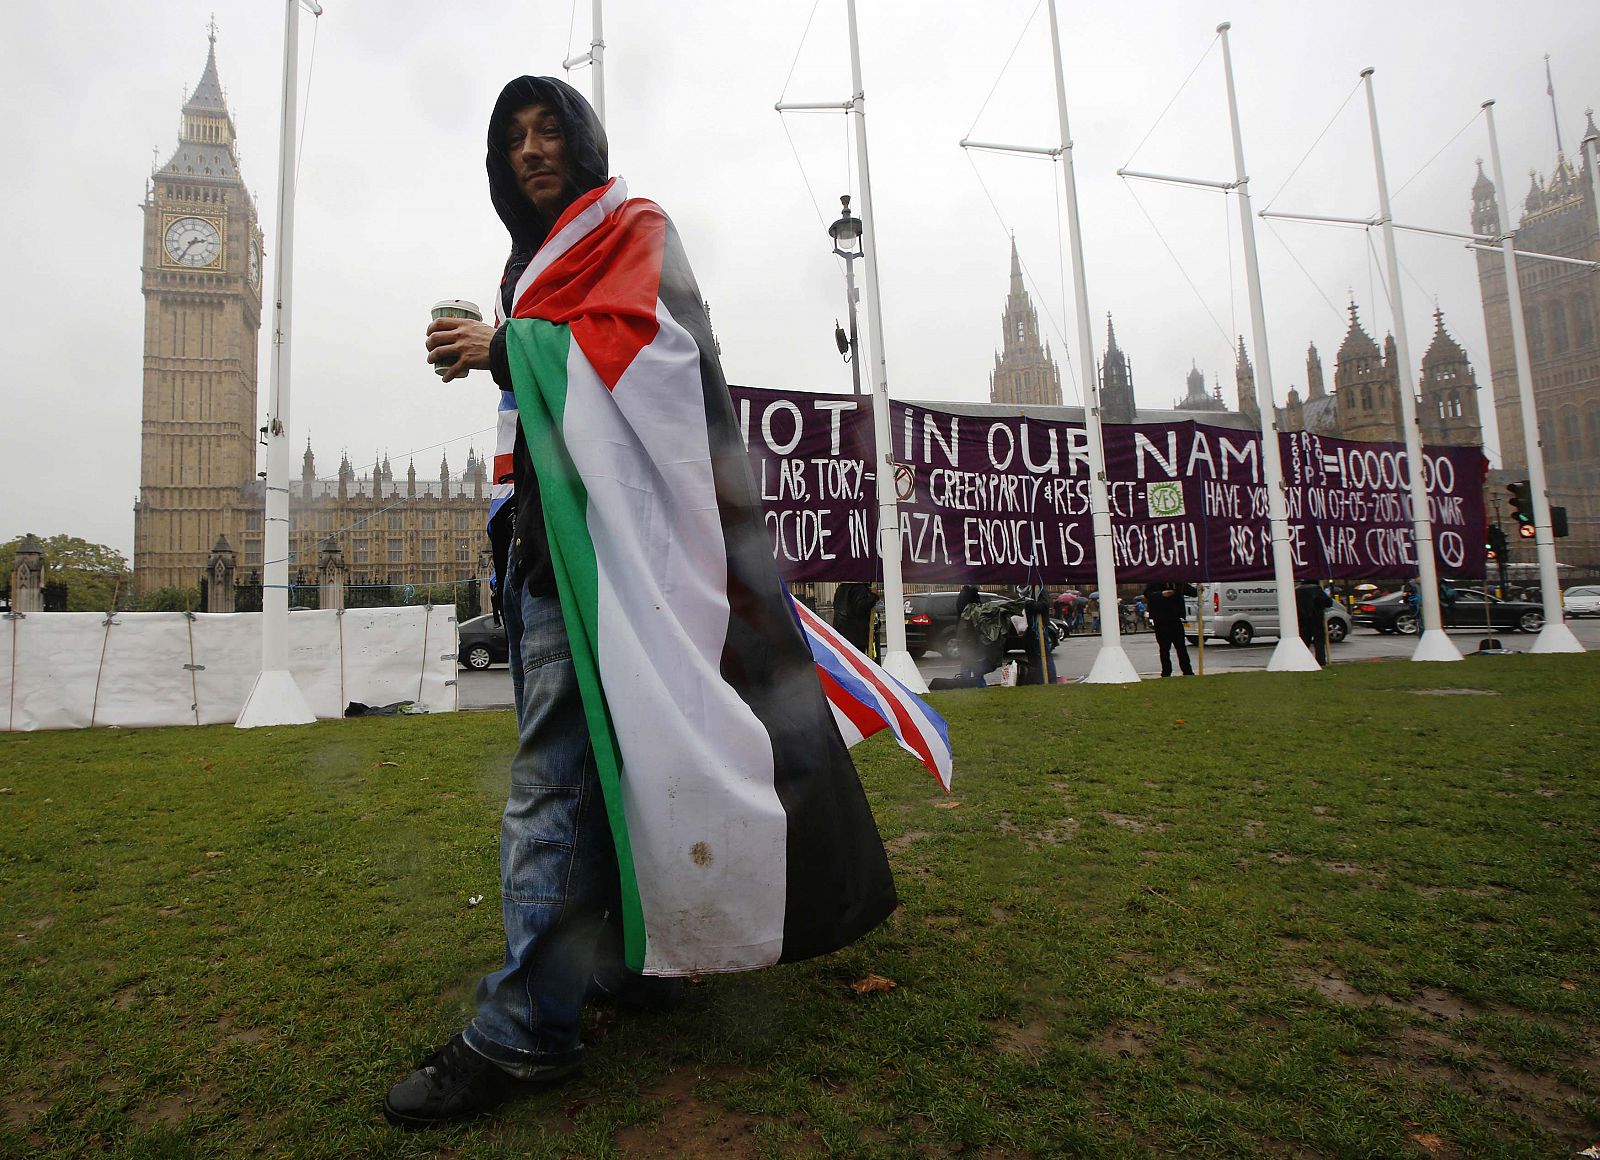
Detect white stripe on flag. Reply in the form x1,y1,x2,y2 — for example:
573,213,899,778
563,297,788,974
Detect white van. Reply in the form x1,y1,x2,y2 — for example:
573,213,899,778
1184,582,1351,647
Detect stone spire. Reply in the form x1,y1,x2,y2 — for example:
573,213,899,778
439,453,451,500
1306,342,1326,399
406,458,417,498
301,438,315,500
1235,336,1258,421
989,237,1062,406
1099,314,1135,424
161,28,238,178
1419,307,1481,447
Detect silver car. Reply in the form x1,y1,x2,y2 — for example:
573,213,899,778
1563,585,1600,618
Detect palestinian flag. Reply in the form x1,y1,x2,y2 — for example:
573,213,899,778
502,178,897,976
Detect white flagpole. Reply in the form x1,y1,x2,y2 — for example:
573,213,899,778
1361,68,1462,663
1217,23,1319,671
590,0,605,127
844,0,923,691
1047,0,1137,683
237,0,320,727
1482,100,1584,652
562,0,605,127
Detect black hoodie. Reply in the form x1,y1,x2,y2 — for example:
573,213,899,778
483,77,610,598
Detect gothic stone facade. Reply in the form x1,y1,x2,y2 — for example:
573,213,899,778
133,36,492,597
1471,114,1600,567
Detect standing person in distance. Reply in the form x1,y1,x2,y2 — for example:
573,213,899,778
831,581,877,656
1143,580,1196,678
1295,578,1335,667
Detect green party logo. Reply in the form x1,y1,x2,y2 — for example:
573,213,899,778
1146,481,1185,518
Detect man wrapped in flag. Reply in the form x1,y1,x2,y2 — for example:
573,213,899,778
390,76,946,1129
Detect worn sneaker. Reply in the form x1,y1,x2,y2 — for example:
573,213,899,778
382,1033,578,1129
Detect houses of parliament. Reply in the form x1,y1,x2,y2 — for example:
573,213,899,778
133,37,1598,596
132,35,492,598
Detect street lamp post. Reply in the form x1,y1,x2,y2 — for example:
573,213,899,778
829,195,864,397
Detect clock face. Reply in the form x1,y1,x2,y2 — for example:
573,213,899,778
164,216,222,268
247,239,260,288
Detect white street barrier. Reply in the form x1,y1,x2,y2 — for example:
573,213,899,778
0,606,459,731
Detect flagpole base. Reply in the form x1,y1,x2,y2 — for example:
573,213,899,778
236,668,317,729
1266,636,1322,672
1084,644,1140,684
1529,621,1585,654
1410,629,1464,663
879,648,928,694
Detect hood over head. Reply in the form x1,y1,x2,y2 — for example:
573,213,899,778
486,76,609,254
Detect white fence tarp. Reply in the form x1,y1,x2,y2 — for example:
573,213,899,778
0,606,459,731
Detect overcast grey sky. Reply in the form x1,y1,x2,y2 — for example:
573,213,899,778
5,0,1598,559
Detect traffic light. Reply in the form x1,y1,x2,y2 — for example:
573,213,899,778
1507,479,1534,529
1486,525,1508,561
1552,506,1570,538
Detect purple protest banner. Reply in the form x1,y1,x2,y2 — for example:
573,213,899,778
731,385,1486,585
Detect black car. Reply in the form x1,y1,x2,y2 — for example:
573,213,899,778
1352,588,1545,635
457,613,509,669
877,590,1057,660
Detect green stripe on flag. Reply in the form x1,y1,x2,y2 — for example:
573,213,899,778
503,318,646,972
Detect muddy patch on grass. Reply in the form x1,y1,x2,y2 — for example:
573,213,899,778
1361,1024,1591,1140
988,1018,1051,1058
1089,1022,1153,1060
1410,688,1500,697
1295,970,1487,1023
1102,813,1162,833
128,1083,221,1129
2,1090,52,1129
1150,968,1206,991
884,830,930,855
611,1066,787,1159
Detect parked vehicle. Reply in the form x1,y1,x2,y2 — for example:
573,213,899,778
457,613,508,670
1352,588,1545,635
1563,584,1600,618
873,590,996,658
1184,582,1350,647
877,590,1054,659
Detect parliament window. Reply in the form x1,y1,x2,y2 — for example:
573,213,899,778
388,538,402,563
422,539,437,563
457,539,471,563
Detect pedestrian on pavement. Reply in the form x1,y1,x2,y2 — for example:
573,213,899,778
1295,578,1334,666
831,581,878,656
1143,580,1196,677
393,75,895,1130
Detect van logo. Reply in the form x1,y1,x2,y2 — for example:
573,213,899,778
1147,481,1185,518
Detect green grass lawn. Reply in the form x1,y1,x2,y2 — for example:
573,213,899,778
3,654,1598,1159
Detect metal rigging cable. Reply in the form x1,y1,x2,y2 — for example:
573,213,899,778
1119,180,1234,355
1121,32,1220,173
1261,77,1365,214
964,0,1045,141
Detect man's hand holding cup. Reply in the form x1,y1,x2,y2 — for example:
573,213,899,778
427,299,492,383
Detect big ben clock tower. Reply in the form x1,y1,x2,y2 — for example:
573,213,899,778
134,26,263,596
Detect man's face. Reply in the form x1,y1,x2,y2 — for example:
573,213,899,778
505,102,577,224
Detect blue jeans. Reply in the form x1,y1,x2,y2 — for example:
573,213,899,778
462,577,617,1077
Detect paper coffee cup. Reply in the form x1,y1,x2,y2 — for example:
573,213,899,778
431,299,483,376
